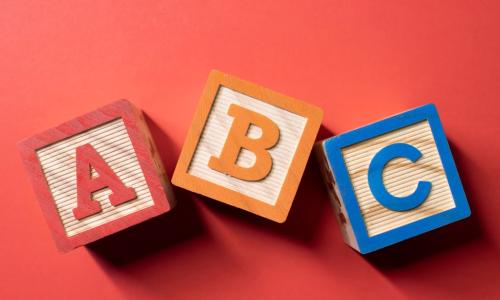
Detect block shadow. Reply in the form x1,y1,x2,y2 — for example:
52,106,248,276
365,139,486,269
197,125,336,247
88,114,206,266
87,188,205,266
88,121,338,264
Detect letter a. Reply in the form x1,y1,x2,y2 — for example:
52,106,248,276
73,144,137,220
208,104,280,181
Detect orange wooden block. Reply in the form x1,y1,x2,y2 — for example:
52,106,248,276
18,100,175,251
172,70,323,222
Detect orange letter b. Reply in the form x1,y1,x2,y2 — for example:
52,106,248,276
208,104,280,181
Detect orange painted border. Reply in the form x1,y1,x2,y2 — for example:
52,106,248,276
172,70,323,222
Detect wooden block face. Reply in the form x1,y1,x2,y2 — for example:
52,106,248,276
173,70,323,222
342,120,456,237
321,104,470,254
189,87,307,205
37,118,155,237
18,100,174,251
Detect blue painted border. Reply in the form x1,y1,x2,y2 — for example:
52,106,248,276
323,104,470,254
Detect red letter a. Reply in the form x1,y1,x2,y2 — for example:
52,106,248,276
72,144,137,220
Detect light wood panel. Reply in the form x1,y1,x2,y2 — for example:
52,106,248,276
37,118,154,237
342,120,455,237
188,86,307,206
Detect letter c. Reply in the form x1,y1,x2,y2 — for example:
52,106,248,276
368,143,431,211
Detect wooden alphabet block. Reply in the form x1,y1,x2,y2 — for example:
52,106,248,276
18,100,175,251
316,104,470,253
172,70,323,222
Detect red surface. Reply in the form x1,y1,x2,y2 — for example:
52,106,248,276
1,1,499,299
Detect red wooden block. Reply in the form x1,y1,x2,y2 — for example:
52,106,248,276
18,100,175,252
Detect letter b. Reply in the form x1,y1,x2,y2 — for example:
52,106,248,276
208,104,280,181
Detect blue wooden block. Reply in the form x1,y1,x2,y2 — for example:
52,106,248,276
316,104,470,254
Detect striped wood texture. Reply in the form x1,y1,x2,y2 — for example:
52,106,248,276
188,86,307,206
316,145,359,250
36,118,154,237
342,120,456,237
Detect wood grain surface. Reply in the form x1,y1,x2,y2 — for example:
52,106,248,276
342,120,455,236
37,118,155,237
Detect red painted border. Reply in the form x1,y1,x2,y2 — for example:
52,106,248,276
17,100,174,252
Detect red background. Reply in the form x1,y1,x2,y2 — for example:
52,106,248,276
1,1,499,299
